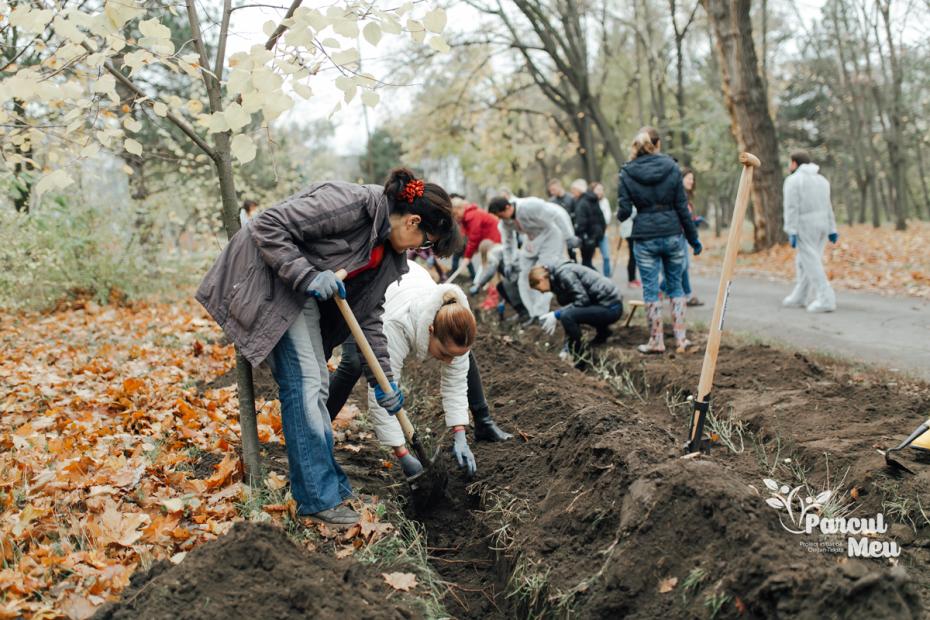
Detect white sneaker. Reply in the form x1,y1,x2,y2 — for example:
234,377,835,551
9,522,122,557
806,299,835,313
782,293,806,308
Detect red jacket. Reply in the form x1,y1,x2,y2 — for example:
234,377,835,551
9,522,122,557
460,204,501,259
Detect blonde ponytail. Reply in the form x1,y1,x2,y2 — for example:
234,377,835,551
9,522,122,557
630,126,661,160
434,291,476,349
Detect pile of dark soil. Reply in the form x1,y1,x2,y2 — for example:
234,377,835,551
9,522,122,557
401,317,928,619
180,311,930,620
93,521,420,620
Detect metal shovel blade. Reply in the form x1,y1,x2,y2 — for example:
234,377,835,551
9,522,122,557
406,440,448,513
877,448,916,475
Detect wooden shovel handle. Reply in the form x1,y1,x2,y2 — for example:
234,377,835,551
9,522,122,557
694,153,760,402
332,269,416,442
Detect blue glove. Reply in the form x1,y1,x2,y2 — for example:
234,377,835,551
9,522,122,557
306,270,345,300
452,428,476,477
829,232,838,244
789,234,798,249
692,240,703,256
398,452,423,477
469,285,479,295
374,381,404,415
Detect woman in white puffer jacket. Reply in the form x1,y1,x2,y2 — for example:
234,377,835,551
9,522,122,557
328,260,512,477
370,260,473,470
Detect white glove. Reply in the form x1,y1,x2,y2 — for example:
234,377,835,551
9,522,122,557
540,311,558,335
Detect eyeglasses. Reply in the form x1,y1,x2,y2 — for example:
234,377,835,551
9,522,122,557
418,229,433,250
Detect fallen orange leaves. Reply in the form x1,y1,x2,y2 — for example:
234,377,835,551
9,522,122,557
0,300,247,617
695,222,930,299
0,298,397,617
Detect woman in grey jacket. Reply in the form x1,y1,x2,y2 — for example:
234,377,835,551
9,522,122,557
196,168,460,525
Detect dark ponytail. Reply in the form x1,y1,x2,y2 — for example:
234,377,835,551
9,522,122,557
384,167,461,257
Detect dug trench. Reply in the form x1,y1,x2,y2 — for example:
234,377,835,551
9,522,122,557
102,314,930,619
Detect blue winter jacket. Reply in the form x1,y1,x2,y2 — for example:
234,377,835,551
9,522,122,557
616,154,699,246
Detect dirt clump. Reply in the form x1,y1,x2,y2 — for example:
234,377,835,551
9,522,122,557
93,521,421,620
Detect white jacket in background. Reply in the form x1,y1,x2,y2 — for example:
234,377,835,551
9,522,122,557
599,197,612,227
367,261,471,446
783,163,837,237
499,196,575,266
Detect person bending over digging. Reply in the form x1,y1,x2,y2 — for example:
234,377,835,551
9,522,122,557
327,261,512,479
529,262,623,370
469,241,531,323
196,168,460,526
488,194,579,322
451,196,501,286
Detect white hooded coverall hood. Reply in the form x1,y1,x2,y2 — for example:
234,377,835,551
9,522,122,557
782,163,837,312
367,261,471,447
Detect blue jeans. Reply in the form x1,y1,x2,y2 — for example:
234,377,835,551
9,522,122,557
634,235,686,302
598,236,612,277
660,235,692,297
268,298,352,515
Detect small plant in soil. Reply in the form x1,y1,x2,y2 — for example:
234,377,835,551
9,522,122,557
584,353,646,403
880,481,918,531
752,432,784,477
681,567,707,603
704,591,731,619
664,389,691,418
706,404,745,453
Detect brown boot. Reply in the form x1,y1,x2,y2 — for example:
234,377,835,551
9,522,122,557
637,301,665,354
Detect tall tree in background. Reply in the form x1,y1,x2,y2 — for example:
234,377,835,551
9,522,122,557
468,0,624,179
703,0,784,249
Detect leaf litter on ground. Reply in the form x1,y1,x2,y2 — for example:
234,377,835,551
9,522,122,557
0,299,391,618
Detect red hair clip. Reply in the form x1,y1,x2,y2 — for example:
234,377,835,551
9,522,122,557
400,179,425,203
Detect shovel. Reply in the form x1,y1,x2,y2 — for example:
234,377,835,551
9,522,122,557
685,152,760,454
332,270,448,511
878,416,930,475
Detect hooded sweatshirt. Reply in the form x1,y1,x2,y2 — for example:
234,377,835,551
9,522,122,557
783,163,837,237
616,154,698,245
366,260,470,446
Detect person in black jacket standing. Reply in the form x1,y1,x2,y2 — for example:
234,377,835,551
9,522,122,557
528,261,623,369
617,127,702,354
570,179,607,270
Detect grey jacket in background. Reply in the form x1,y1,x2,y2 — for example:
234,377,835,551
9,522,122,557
545,260,622,309
195,181,408,384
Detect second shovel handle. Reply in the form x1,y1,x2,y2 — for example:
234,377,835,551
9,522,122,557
332,269,416,441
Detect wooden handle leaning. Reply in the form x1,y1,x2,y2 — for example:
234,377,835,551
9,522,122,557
694,153,759,402
331,269,416,442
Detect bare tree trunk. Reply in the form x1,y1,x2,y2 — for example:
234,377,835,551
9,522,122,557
670,0,699,164
877,0,907,230
12,99,33,213
914,139,930,219
703,0,784,249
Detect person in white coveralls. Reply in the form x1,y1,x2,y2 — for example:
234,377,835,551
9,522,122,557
782,150,839,313
487,194,579,320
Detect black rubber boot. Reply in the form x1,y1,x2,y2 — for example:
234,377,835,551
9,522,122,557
473,407,513,442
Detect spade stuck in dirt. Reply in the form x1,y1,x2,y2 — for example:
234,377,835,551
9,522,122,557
686,152,760,454
334,270,448,511
878,416,930,475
